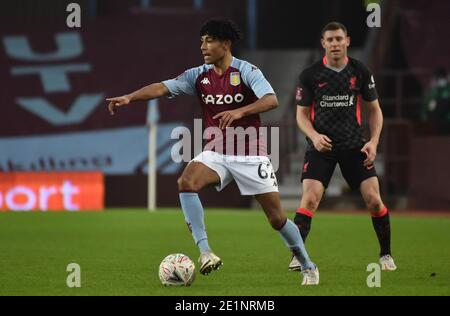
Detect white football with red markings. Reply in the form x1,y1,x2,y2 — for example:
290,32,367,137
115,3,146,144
158,253,196,286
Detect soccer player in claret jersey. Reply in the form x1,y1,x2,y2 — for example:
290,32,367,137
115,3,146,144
289,22,397,272
107,18,319,285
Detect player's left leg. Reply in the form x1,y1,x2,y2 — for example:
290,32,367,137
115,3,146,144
360,177,397,271
339,149,397,271
178,155,228,275
227,156,319,284
254,192,319,285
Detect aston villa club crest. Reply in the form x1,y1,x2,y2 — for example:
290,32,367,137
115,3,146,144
230,72,241,86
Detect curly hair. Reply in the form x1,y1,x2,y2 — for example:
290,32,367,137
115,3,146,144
200,18,243,43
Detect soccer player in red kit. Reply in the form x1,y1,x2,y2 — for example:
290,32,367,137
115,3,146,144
289,22,397,272
107,19,319,285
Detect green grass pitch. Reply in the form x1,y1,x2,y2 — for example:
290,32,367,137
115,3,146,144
0,209,449,296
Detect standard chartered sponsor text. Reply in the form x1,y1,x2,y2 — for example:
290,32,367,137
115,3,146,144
320,94,354,107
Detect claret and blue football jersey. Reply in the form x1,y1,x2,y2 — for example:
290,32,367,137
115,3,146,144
163,57,275,156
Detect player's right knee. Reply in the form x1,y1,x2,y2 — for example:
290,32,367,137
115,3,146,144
365,194,383,213
177,176,199,192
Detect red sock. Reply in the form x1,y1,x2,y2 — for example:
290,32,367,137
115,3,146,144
296,207,314,218
371,206,388,218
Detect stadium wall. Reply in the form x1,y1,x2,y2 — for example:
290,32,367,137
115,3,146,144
1,10,251,208
408,137,450,210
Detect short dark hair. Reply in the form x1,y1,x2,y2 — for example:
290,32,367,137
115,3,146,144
321,22,348,38
200,18,242,43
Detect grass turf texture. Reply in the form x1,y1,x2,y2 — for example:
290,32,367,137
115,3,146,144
0,210,449,296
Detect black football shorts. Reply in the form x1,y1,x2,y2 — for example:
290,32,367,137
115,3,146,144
300,148,377,191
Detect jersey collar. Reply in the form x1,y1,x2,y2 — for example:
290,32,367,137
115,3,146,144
323,56,349,72
211,56,235,77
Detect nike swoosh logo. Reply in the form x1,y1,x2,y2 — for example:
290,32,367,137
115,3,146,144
318,82,328,88
366,165,375,170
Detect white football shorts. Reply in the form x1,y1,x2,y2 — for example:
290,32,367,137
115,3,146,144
191,151,278,196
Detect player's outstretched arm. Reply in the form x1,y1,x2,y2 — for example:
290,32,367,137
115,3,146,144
106,83,169,115
297,106,332,152
213,94,278,129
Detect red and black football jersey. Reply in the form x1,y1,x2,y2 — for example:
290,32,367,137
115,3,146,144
296,56,378,151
